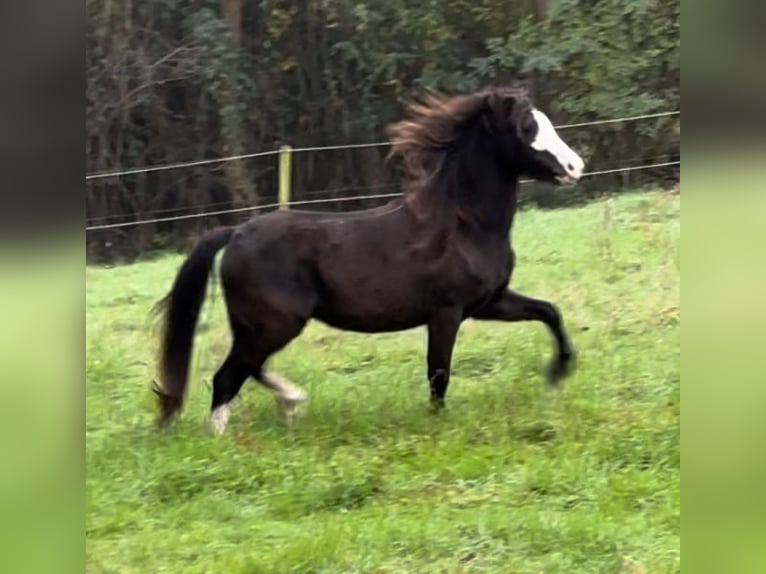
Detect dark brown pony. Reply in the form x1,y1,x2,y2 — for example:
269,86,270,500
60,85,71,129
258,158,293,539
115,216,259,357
153,85,585,434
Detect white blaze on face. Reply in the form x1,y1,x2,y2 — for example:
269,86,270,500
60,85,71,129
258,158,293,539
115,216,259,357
530,109,585,183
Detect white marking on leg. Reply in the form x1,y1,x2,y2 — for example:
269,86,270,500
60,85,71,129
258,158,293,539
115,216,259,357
530,109,584,182
261,372,308,422
210,404,230,435
262,372,308,403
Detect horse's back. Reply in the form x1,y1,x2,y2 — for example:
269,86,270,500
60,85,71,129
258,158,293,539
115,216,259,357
218,203,405,305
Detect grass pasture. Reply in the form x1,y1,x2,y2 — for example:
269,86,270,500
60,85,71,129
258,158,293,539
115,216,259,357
86,191,680,573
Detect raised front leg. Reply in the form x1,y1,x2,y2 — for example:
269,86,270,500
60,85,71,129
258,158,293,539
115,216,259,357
471,289,575,386
426,308,462,409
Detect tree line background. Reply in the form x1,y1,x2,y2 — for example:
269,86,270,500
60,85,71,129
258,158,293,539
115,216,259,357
86,0,680,262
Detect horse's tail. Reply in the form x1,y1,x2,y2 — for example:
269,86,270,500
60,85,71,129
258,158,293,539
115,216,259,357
152,226,235,426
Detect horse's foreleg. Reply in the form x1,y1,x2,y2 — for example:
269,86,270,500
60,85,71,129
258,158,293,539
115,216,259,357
426,309,462,409
471,289,575,386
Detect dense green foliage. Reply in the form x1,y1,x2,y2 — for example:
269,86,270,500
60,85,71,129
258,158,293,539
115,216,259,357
86,191,680,572
86,0,679,259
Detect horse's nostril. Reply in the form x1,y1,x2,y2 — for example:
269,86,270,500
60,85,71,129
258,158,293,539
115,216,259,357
567,163,574,171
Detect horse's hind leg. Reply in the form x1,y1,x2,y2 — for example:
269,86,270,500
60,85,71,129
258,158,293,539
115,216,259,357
247,316,310,421
213,311,309,432
210,348,251,435
256,371,308,421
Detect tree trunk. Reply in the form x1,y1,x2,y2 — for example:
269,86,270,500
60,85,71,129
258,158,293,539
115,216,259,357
219,0,255,207
222,0,242,47
530,0,547,21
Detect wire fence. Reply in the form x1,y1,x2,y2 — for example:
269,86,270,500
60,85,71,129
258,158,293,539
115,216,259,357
85,160,680,231
85,110,680,181
86,153,677,225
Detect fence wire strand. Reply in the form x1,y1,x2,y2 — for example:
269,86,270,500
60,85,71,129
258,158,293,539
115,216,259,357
85,110,680,181
86,160,679,231
85,149,282,181
90,155,675,225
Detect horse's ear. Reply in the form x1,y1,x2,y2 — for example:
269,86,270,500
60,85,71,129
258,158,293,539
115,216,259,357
480,90,507,126
508,79,531,96
481,87,500,109
482,88,518,129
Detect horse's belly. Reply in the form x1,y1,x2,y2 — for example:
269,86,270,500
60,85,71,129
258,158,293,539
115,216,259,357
313,283,431,332
313,305,429,333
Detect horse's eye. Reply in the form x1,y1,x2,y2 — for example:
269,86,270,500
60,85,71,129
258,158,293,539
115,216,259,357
519,116,536,138
521,124,535,139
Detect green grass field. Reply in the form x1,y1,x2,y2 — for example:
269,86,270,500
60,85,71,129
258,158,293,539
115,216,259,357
86,191,680,573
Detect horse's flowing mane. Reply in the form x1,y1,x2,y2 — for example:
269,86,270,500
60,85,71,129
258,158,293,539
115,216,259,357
386,85,533,186
386,86,533,228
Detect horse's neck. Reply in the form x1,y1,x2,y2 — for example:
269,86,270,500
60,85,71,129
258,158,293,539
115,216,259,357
456,179,518,240
402,172,518,244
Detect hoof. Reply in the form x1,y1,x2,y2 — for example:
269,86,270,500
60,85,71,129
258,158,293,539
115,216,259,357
545,352,576,387
156,414,176,432
264,372,308,422
429,397,446,413
276,393,308,424
209,404,231,436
